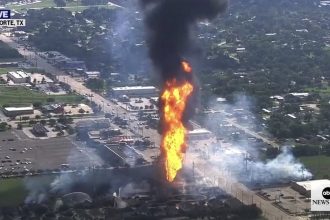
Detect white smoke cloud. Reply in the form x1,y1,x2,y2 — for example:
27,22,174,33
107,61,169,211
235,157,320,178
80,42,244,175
108,2,150,74
119,181,150,197
24,176,49,204
195,94,312,185
208,146,312,184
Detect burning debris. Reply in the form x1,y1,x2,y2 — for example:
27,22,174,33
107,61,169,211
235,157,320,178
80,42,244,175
141,0,228,182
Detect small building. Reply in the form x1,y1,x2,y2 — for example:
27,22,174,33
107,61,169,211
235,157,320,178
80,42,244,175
76,119,111,140
32,123,49,137
291,179,330,197
7,71,30,83
41,104,63,114
58,60,86,71
270,95,285,101
3,106,34,117
110,72,120,80
262,108,272,114
236,47,246,52
216,97,227,103
111,86,157,98
188,128,213,141
0,62,19,68
289,93,310,98
84,71,100,79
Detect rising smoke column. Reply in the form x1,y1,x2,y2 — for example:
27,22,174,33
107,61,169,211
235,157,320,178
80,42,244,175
141,0,228,77
141,0,228,182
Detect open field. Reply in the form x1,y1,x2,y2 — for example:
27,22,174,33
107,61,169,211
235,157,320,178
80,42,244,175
0,86,83,106
0,175,57,207
299,155,330,179
0,178,27,207
305,86,330,95
8,0,117,12
9,0,55,11
0,68,18,75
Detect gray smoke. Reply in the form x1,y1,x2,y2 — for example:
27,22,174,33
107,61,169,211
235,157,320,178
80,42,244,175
109,1,150,75
209,147,312,184
119,181,150,197
24,176,49,204
195,94,312,185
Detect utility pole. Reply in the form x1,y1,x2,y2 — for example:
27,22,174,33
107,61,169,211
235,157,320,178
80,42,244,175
192,161,195,182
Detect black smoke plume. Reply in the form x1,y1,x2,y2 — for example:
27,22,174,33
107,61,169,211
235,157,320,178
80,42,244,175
141,0,228,79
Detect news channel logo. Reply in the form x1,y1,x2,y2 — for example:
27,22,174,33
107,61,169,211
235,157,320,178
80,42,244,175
0,9,26,27
311,182,330,211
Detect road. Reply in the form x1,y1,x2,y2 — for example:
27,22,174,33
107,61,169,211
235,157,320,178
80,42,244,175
1,33,307,219
204,109,280,149
227,118,280,149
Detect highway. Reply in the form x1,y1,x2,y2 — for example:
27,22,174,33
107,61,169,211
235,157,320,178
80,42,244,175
1,33,306,220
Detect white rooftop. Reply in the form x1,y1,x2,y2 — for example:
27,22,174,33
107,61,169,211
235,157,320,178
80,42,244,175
112,86,156,91
290,92,309,97
216,97,227,102
8,71,29,79
188,128,212,135
295,179,330,191
270,95,285,100
4,106,33,111
85,71,100,74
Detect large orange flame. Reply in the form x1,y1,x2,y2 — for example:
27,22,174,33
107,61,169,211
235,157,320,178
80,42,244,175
161,61,194,182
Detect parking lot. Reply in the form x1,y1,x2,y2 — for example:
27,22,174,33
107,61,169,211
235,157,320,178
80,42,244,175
0,131,103,176
257,186,310,215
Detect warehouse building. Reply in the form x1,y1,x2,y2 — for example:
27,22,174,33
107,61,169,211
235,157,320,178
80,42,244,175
2,106,34,117
7,71,30,83
111,86,157,98
187,128,213,141
84,71,100,79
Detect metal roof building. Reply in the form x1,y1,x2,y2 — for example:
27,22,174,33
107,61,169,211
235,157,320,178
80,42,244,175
3,106,34,117
111,86,157,97
7,71,30,83
187,128,213,141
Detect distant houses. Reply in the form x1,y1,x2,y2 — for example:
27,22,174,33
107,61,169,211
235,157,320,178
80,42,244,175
39,51,86,71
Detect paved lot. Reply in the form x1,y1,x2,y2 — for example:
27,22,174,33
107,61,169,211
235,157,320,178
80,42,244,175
0,131,103,175
258,186,310,216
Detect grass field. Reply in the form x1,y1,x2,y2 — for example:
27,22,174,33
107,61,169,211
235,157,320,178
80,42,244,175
0,68,18,75
0,86,83,106
0,178,27,207
299,155,330,179
0,176,56,207
8,0,117,12
305,86,330,95
9,0,56,11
